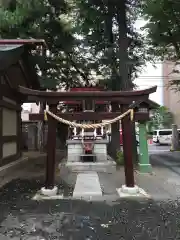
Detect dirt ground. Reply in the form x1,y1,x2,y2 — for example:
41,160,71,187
0,150,66,189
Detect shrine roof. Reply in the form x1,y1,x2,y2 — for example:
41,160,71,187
19,85,157,97
0,39,45,90
18,85,157,104
0,44,23,51
0,44,24,71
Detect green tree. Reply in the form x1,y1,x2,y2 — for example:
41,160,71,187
141,0,180,89
147,106,174,132
142,0,180,60
74,0,147,89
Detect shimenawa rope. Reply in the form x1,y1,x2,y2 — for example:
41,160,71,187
44,108,134,129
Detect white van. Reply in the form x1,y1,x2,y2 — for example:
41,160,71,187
153,129,180,145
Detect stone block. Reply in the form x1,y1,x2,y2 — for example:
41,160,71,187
68,149,83,155
96,154,107,162
94,143,107,150
94,149,106,155
67,155,80,162
65,161,116,173
73,172,102,198
68,144,82,150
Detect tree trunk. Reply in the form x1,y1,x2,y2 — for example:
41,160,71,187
116,0,132,90
116,0,138,161
105,2,121,158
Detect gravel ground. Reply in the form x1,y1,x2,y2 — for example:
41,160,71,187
0,177,179,239
0,151,180,239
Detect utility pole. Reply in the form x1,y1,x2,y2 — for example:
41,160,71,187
171,124,180,151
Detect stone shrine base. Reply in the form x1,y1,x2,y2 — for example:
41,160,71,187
66,139,109,163
64,160,116,173
65,139,116,173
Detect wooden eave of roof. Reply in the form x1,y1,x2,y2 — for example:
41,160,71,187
0,44,24,71
0,43,40,90
19,85,157,98
18,85,157,103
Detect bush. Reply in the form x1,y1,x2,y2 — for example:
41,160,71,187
116,150,124,166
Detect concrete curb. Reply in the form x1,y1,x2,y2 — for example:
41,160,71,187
0,156,29,178
0,152,46,177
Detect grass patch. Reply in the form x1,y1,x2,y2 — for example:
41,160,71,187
116,150,140,166
116,150,124,166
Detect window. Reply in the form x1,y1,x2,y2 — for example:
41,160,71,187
83,100,94,111
153,131,157,135
159,131,172,136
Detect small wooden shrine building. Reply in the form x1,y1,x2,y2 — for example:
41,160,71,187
0,40,44,166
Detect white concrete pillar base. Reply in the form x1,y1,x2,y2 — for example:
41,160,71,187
121,185,139,194
117,185,150,198
40,186,58,196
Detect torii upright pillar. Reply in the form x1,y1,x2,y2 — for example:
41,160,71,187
41,104,58,196
117,105,143,196
121,105,135,188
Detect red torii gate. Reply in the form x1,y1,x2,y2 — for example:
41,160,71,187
19,85,157,191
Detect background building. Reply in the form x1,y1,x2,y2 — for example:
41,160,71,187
21,103,40,121
134,62,163,105
163,61,180,127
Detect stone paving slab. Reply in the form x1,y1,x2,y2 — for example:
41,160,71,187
73,172,102,198
98,172,118,195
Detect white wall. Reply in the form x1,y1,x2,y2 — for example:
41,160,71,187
21,103,40,121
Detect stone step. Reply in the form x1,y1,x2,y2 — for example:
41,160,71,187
64,161,116,173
